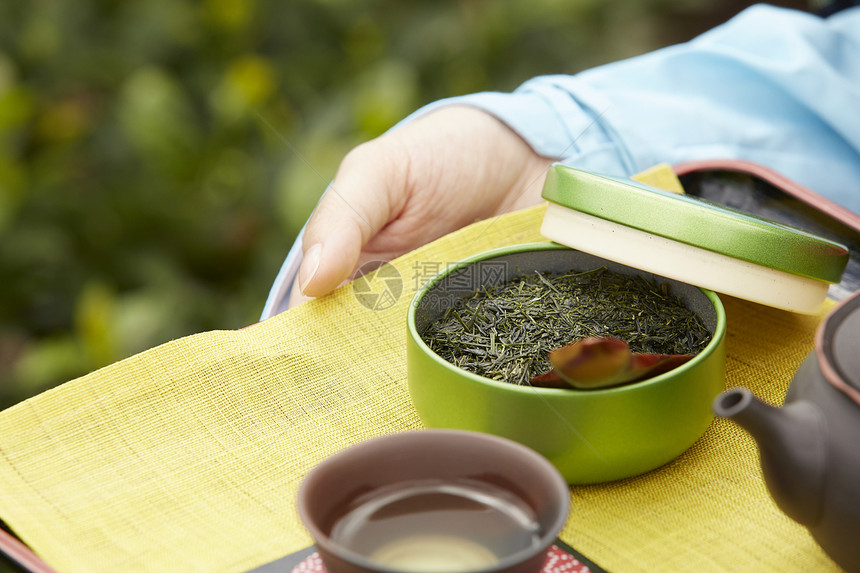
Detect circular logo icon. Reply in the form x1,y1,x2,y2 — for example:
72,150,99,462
352,261,403,311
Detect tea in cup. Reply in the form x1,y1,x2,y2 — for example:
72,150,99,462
297,429,570,573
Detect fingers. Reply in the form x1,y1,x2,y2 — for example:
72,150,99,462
286,274,314,308
293,105,551,300
297,141,399,297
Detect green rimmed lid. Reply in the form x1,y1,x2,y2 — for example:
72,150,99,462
540,165,849,314
541,165,848,283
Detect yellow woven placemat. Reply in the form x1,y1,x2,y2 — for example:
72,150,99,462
0,204,838,572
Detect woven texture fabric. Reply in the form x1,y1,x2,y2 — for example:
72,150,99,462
0,204,838,573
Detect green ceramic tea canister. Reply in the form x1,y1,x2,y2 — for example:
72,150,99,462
407,165,850,486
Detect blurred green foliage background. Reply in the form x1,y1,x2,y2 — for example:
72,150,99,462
0,0,805,409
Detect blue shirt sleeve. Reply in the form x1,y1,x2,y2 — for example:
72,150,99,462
400,4,860,215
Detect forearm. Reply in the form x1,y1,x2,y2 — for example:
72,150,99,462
401,4,860,213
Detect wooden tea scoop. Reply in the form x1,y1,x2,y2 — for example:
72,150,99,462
529,336,694,390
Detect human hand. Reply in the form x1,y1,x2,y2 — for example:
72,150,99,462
294,105,556,301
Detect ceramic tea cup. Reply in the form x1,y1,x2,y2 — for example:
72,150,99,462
407,242,726,484
297,429,570,573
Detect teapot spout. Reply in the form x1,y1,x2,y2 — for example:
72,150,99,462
713,387,826,527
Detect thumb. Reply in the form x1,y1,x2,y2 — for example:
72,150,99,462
297,144,395,297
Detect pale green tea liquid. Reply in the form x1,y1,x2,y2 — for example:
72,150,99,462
330,479,542,573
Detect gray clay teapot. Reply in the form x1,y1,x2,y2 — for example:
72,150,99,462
713,289,860,572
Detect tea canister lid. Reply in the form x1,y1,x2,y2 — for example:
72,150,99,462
540,164,849,314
